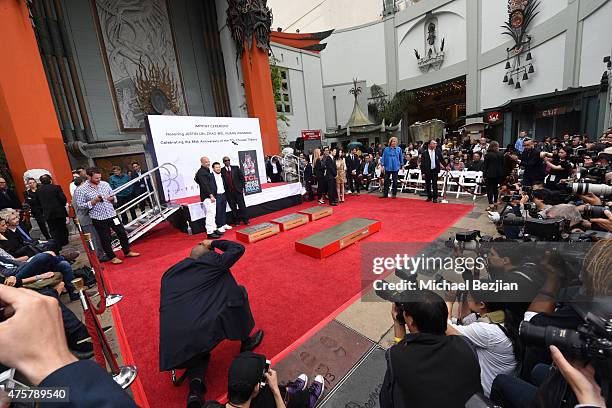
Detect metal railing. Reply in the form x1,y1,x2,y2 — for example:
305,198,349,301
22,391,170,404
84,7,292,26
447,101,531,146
110,163,180,246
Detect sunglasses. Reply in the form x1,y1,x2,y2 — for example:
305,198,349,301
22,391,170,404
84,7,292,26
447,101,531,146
223,159,230,162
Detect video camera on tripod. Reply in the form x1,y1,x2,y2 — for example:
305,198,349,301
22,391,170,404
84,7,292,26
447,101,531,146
501,214,570,241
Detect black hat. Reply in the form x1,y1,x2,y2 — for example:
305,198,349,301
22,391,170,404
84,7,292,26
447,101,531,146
227,352,266,403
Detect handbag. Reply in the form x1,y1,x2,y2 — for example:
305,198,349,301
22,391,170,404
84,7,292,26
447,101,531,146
23,272,63,291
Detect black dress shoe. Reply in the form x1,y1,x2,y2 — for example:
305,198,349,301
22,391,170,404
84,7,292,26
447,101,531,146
330,202,338,206
241,330,264,352
242,219,250,225
391,195,397,199
425,197,432,202
379,196,388,199
186,392,202,408
207,233,222,239
432,199,438,203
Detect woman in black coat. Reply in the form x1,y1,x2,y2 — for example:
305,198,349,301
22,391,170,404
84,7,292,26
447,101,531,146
23,178,51,239
482,141,504,210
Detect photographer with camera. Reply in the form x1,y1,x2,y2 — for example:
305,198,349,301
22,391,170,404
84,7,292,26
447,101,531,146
445,285,523,397
490,239,611,408
202,352,324,408
379,290,482,408
544,147,575,190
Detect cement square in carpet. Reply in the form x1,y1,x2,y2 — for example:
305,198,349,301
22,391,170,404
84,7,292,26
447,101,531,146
274,320,374,397
320,346,387,408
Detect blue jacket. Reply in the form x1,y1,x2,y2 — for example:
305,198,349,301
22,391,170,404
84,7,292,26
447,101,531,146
109,174,133,198
381,146,404,172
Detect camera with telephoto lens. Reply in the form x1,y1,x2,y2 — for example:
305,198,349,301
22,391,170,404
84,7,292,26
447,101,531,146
520,312,612,380
501,215,570,241
582,204,610,220
571,182,612,197
445,230,493,253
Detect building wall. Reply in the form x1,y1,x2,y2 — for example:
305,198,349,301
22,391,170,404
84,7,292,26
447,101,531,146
480,33,567,110
313,0,612,134
59,0,220,144
323,81,368,131
321,22,387,87
397,0,467,81
270,44,326,142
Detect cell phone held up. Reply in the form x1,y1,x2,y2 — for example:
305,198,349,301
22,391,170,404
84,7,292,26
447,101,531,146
260,360,271,388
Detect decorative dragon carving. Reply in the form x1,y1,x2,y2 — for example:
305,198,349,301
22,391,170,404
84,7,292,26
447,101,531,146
226,0,273,59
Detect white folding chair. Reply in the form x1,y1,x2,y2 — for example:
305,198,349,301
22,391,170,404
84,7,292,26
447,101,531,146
408,169,425,193
446,170,462,198
437,170,447,197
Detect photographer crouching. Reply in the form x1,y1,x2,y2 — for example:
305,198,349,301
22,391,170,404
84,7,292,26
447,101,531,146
379,290,483,408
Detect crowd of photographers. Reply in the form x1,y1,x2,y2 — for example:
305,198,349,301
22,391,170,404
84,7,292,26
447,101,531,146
487,128,612,241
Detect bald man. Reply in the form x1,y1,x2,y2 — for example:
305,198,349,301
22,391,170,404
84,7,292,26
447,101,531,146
159,239,264,406
194,157,222,238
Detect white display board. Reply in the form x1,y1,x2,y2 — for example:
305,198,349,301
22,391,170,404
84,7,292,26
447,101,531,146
147,115,267,201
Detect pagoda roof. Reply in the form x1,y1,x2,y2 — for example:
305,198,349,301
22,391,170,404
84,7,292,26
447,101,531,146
270,29,334,53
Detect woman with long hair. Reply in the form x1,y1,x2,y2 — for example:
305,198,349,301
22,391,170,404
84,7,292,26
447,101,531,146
312,148,326,204
483,141,504,211
335,150,347,202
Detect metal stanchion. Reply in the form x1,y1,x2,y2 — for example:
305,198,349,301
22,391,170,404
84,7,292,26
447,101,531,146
73,218,123,307
72,278,138,389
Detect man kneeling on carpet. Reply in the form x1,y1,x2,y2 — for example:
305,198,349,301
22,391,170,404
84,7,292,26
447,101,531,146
159,239,264,407
203,352,325,408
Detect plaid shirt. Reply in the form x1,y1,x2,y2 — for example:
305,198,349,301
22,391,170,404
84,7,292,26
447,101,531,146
74,181,117,221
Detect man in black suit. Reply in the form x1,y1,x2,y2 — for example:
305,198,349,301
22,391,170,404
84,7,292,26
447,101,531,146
35,174,69,247
130,161,153,212
357,154,375,192
0,285,138,408
379,290,482,408
345,148,361,195
159,239,263,406
420,139,447,203
0,208,62,256
0,177,21,211
221,157,249,225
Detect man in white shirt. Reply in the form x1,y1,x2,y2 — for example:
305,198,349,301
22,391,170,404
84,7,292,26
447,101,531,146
212,162,232,233
473,137,490,157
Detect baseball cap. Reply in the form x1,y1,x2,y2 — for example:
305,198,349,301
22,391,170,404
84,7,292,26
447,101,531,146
227,352,266,403
597,147,612,162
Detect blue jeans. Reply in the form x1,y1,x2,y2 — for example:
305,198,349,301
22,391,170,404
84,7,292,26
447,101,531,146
8,253,76,297
215,193,228,228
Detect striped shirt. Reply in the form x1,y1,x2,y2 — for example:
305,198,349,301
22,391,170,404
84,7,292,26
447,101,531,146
74,181,117,221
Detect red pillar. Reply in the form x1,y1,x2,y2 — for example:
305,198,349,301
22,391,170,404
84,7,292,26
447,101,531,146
0,0,73,196
241,39,281,155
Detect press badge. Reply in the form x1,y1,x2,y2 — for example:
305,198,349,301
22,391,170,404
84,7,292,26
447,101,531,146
113,218,121,226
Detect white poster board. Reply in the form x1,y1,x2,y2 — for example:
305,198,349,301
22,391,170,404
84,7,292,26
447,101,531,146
147,115,267,201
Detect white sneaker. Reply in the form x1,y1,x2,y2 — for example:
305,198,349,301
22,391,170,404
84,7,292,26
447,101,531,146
218,226,226,233
223,224,233,230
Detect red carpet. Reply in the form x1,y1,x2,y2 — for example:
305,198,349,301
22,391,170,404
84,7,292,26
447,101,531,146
105,195,471,407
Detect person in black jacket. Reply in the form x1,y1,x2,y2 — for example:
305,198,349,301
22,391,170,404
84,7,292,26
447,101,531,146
221,157,249,226
36,174,69,247
0,177,21,211
357,154,375,192
160,239,263,407
301,156,315,201
313,149,326,204
322,147,338,206
345,148,361,195
194,157,222,239
0,285,137,408
379,290,482,408
520,138,547,187
482,141,504,210
131,161,153,212
24,178,51,239
266,157,283,183
420,140,447,203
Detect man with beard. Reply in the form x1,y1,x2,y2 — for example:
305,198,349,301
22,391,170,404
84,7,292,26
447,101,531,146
159,239,264,407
